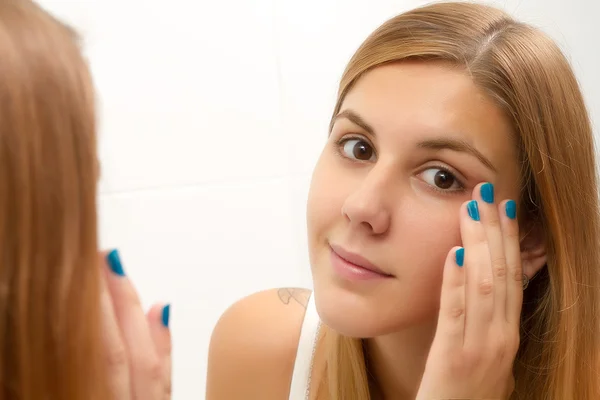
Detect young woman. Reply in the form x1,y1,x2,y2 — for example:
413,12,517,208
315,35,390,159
206,2,600,399
0,1,170,399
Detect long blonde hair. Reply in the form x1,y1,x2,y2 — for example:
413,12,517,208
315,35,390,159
317,2,600,399
0,1,107,399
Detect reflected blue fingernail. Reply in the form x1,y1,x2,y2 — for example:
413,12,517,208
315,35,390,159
480,183,494,203
467,200,480,221
506,200,517,219
106,249,125,276
162,304,170,328
455,248,464,267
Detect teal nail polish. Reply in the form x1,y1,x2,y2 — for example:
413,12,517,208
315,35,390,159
480,183,494,203
162,304,170,328
506,200,517,219
467,200,480,221
107,249,125,276
455,248,464,267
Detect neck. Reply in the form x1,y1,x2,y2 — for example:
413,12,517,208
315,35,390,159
364,320,437,400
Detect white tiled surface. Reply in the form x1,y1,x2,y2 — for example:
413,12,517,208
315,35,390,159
35,0,600,398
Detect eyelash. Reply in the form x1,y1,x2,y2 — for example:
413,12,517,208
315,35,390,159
420,163,467,196
334,134,468,195
334,135,376,161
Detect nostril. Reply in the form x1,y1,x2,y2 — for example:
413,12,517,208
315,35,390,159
361,221,374,231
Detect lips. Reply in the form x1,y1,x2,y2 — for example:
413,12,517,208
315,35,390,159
329,243,392,277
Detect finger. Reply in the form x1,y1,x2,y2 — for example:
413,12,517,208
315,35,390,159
461,199,494,344
104,249,163,399
99,252,132,400
500,200,523,325
475,183,507,324
435,247,467,349
147,303,172,398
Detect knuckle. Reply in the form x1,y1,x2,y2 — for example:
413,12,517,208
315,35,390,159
144,357,163,382
461,348,482,370
505,229,520,240
511,266,524,282
493,330,520,360
106,346,129,369
507,332,521,354
486,216,501,229
493,336,508,356
492,259,507,279
478,278,494,296
448,306,465,319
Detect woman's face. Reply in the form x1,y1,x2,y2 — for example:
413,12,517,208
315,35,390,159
307,61,521,337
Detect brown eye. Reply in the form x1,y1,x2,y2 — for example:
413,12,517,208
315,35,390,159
434,170,455,189
420,167,462,191
342,139,375,161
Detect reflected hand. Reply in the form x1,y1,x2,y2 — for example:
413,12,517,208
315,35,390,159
100,250,172,400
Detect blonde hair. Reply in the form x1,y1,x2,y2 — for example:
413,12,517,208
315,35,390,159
317,2,600,399
0,1,107,399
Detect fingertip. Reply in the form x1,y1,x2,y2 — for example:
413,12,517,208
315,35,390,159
443,246,466,288
480,182,495,204
455,247,465,267
466,200,480,221
106,249,126,277
504,199,517,220
148,303,172,357
498,200,520,237
148,303,171,329
161,304,170,328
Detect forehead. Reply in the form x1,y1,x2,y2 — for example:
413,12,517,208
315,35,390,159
339,61,518,166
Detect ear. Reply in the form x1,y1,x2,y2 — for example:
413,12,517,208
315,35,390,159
519,220,547,279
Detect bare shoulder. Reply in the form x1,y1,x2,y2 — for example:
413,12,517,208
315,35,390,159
206,287,313,400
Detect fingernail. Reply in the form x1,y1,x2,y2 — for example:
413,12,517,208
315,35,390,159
161,304,170,328
106,249,125,276
480,183,494,203
467,200,480,221
455,248,464,267
505,200,517,219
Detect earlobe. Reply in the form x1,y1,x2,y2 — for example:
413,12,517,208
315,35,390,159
521,253,546,280
520,228,547,279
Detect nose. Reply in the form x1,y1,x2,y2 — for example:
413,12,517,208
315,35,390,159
341,174,392,235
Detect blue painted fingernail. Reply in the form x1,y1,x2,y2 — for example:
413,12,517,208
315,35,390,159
162,304,170,328
106,249,125,276
480,183,494,203
506,200,517,219
467,200,480,221
455,248,464,267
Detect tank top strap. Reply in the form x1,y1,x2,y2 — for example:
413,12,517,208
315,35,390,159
288,291,320,400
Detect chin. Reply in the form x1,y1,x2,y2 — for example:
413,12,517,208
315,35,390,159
312,279,414,338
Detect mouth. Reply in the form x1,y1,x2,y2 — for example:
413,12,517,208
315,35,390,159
329,243,394,280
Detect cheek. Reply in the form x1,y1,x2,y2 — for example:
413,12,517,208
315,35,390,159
398,204,463,264
306,158,344,237
393,202,463,295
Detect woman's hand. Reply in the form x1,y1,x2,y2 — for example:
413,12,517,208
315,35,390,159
416,182,521,400
100,250,172,400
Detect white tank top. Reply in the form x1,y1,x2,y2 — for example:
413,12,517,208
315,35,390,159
288,292,321,400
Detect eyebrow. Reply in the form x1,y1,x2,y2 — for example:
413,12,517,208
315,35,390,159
417,138,497,172
330,109,375,135
331,109,497,173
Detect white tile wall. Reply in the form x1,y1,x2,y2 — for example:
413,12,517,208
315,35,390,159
34,0,600,398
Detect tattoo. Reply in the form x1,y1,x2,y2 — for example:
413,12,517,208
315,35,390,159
277,288,311,309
